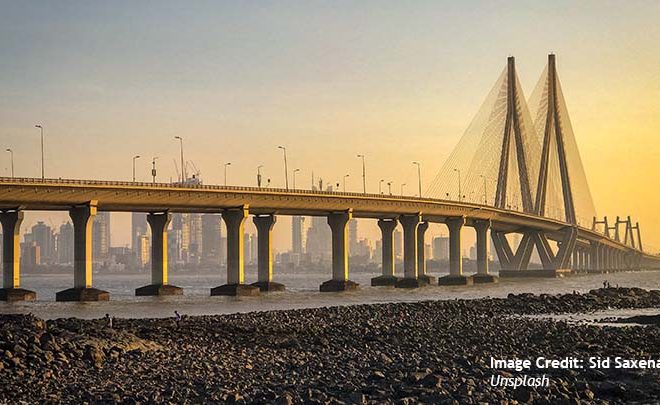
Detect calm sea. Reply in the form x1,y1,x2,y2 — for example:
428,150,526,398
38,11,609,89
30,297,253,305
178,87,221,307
1,269,659,319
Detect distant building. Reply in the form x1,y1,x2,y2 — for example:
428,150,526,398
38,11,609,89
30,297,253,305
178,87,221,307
305,216,331,263
57,221,74,264
201,214,222,265
92,212,111,262
31,221,55,264
394,229,403,260
137,234,150,268
349,219,358,253
432,236,449,261
291,216,305,254
131,212,148,254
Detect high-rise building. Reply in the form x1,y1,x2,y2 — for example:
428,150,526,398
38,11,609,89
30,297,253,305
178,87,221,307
57,221,74,264
394,229,403,260
349,219,358,253
188,214,203,259
92,212,111,261
432,236,449,261
31,221,55,264
131,212,148,253
291,216,305,254
201,214,221,264
305,216,331,263
137,234,150,268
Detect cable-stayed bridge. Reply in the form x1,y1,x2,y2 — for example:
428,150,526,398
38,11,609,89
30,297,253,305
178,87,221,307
0,54,657,302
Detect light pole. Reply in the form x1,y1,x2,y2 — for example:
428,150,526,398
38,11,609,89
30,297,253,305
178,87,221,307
453,168,462,202
387,181,392,195
224,162,231,186
132,155,140,182
400,183,406,196
343,174,350,192
412,161,422,197
479,174,488,205
5,148,13,178
257,165,263,188
357,154,366,194
293,168,300,189
379,179,384,194
152,157,158,183
174,136,185,182
35,125,44,179
277,146,288,190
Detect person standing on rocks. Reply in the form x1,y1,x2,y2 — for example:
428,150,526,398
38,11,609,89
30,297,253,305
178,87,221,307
104,314,113,329
174,311,182,328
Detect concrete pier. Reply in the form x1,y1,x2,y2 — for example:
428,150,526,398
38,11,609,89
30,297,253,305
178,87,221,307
212,207,260,296
0,210,35,301
371,218,399,286
56,202,109,301
439,216,472,285
470,220,497,283
395,213,423,288
321,210,359,292
251,214,285,292
136,212,183,296
416,221,435,285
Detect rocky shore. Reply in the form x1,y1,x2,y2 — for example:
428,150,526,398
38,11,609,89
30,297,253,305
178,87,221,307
1,287,659,404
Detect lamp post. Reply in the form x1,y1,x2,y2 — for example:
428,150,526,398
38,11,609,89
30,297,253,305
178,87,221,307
277,146,288,190
379,179,384,194
257,165,263,188
400,183,406,196
132,155,140,182
5,148,13,178
412,161,422,197
224,162,231,186
387,181,392,195
357,154,366,194
453,168,462,202
174,136,185,182
343,174,350,192
479,174,488,205
35,125,44,179
151,157,158,183
293,168,300,189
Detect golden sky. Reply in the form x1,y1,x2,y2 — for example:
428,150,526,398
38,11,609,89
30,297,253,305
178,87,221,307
1,2,659,252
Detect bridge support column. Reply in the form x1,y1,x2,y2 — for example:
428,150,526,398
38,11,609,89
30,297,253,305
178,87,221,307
416,221,435,285
395,214,423,288
439,216,472,285
251,214,284,292
371,218,399,286
590,242,599,272
321,210,359,292
56,202,109,301
470,220,497,283
136,212,182,296
212,207,260,296
0,210,35,301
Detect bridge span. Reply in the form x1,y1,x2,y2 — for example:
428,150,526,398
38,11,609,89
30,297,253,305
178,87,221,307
1,54,658,301
0,176,656,301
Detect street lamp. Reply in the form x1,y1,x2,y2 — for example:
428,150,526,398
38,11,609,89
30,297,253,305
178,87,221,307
453,168,462,202
277,146,288,190
257,165,264,188
387,181,392,195
412,161,422,197
5,148,13,178
152,157,158,183
379,179,384,194
35,124,44,179
357,154,366,194
401,183,406,196
174,136,185,182
343,174,350,192
224,162,231,186
293,168,301,189
132,155,141,182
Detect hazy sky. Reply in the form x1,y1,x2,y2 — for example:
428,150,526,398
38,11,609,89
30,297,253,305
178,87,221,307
1,1,659,252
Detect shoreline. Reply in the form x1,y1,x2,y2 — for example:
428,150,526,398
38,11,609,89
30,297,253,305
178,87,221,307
1,288,659,403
